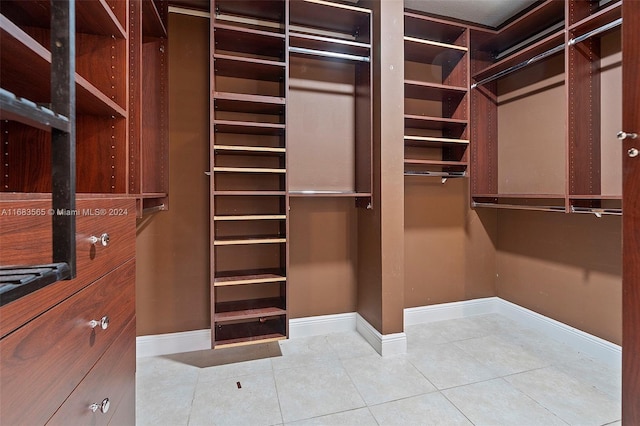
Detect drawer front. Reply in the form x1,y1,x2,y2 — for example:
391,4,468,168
47,318,136,426
0,197,136,337
0,260,135,426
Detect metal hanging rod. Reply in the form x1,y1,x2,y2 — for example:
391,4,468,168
568,18,622,46
472,202,566,213
472,17,623,89
288,46,370,63
471,43,564,89
571,206,622,217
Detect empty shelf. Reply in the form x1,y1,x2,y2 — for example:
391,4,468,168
404,36,466,65
404,80,467,101
404,135,469,144
214,297,286,322
213,190,286,196
214,271,286,286
214,236,286,245
214,120,285,135
213,54,285,81
214,214,286,221
404,115,467,131
213,23,285,59
214,145,286,154
214,320,286,348
142,0,167,38
213,167,286,174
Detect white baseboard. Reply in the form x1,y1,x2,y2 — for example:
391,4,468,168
404,297,498,326
403,297,621,370
494,299,622,370
289,312,357,338
137,297,621,368
356,314,407,357
136,329,211,358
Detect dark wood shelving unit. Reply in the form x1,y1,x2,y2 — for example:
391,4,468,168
403,10,470,179
211,0,288,348
470,0,622,215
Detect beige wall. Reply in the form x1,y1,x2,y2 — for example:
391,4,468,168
136,13,211,336
496,210,622,344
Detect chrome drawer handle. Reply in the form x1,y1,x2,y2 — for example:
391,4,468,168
89,316,109,330
89,233,110,247
617,131,638,140
89,398,110,414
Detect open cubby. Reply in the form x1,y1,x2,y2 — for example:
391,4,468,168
403,10,469,179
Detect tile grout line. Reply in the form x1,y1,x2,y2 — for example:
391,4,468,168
270,357,286,425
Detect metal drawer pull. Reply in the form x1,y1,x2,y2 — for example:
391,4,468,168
89,315,110,330
617,131,638,140
89,233,110,247
89,398,110,414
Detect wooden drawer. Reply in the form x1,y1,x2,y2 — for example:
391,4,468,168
0,259,135,426
0,197,136,337
47,317,136,426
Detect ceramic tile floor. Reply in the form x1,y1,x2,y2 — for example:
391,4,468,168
136,314,621,426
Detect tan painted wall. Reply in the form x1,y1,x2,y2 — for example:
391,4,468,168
404,179,497,307
136,13,211,336
496,210,622,344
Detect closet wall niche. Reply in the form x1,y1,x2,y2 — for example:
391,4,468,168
470,0,622,216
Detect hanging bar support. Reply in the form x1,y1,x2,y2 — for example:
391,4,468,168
471,44,564,89
569,18,622,46
288,46,370,63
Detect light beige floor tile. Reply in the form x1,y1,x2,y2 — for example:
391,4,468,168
505,366,621,426
408,342,499,389
443,378,568,426
506,327,583,365
341,354,436,405
325,331,378,360
274,360,366,423
198,358,273,383
188,372,282,426
285,408,378,425
405,323,449,350
136,357,199,426
423,317,495,343
454,334,549,375
558,357,622,400
272,335,338,370
369,392,473,426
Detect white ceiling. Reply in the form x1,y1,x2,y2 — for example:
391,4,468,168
403,0,538,27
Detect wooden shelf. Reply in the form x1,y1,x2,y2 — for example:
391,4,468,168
404,36,467,65
213,120,285,135
472,193,566,199
288,191,373,198
289,0,371,42
405,115,467,132
289,32,370,57
214,297,286,322
213,23,285,59
474,0,565,52
213,145,286,155
404,80,467,101
213,191,286,196
213,167,286,174
214,0,285,24
214,92,285,115
214,320,286,348
404,11,467,45
214,214,286,221
473,29,565,82
214,270,286,286
404,136,469,144
0,0,126,38
568,1,621,33
213,236,286,246
405,159,467,167
1,15,126,117
569,195,622,200
213,54,286,82
142,0,167,38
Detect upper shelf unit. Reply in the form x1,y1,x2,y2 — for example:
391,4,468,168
0,0,169,217
403,10,470,179
469,0,622,215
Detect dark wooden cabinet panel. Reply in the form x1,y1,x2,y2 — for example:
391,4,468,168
622,0,640,421
0,260,135,426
